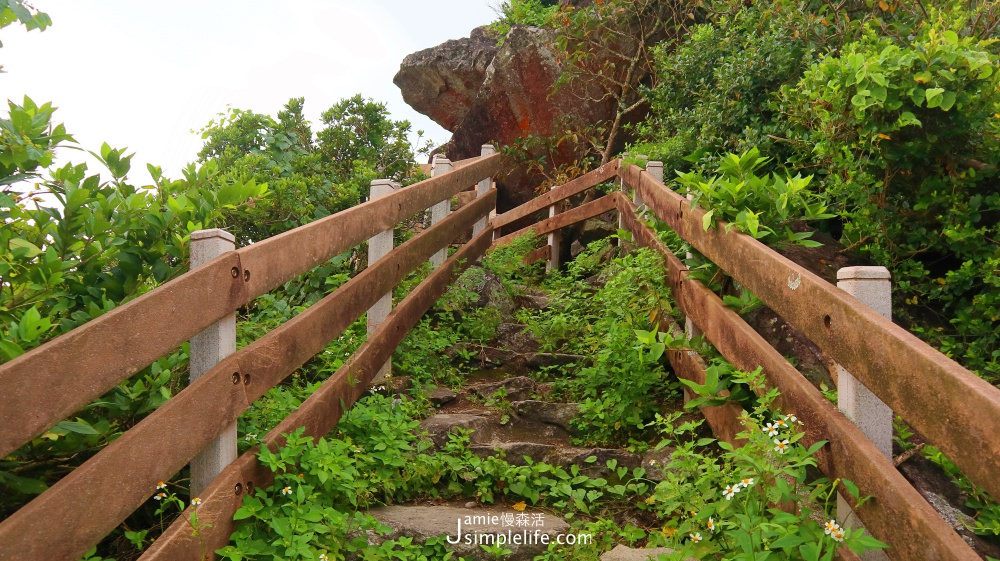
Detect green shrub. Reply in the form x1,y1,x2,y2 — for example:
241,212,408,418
779,15,1000,380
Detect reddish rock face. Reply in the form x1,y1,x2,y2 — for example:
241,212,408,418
395,19,620,213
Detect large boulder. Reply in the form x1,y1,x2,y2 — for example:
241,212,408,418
396,24,616,212
393,27,498,133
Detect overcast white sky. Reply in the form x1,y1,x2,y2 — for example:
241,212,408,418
2,1,497,186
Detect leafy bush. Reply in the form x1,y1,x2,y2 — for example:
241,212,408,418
779,15,1000,380
677,148,834,247
645,404,888,559
487,0,561,42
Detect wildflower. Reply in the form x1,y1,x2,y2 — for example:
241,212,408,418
785,414,798,424
775,418,788,428
823,520,841,536
774,439,790,454
281,486,293,496
649,458,657,466
831,528,845,542
707,517,716,533
156,481,167,490
191,497,202,507
320,554,329,561
689,532,702,543
154,492,167,501
740,477,754,488
763,423,778,437
723,484,740,500
245,433,257,441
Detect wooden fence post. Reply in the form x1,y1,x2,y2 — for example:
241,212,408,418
474,144,496,237
368,179,398,383
429,155,453,268
836,265,893,560
188,229,237,497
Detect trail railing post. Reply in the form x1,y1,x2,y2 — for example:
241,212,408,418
429,155,453,268
368,179,398,383
547,184,561,272
474,144,495,237
189,229,237,497
836,266,893,561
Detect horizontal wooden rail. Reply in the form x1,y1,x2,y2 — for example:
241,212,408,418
139,225,496,561
620,162,1000,503
0,154,502,459
616,193,977,561
491,160,619,230
0,191,497,561
491,193,617,247
522,245,551,266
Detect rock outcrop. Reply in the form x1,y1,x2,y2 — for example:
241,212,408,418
395,23,618,212
393,27,498,132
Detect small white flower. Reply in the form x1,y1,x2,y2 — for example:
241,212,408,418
723,484,740,500
191,497,202,507
707,517,716,533
689,532,702,543
245,433,257,441
740,477,754,488
831,528,845,542
156,481,167,490
154,492,166,501
763,422,779,437
319,554,329,561
785,414,798,424
823,520,841,536
774,439,790,454
281,486,293,496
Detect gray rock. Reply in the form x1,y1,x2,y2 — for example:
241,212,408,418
420,414,496,448
471,376,537,402
640,446,678,482
393,27,498,132
428,386,458,406
513,400,580,433
546,448,641,479
525,353,585,368
497,323,540,354
471,442,557,464
370,504,569,561
601,544,685,561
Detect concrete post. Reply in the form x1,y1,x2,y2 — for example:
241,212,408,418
429,155,453,268
641,161,662,208
368,179,398,383
474,145,496,237
189,229,237,497
836,266,892,560
547,183,561,272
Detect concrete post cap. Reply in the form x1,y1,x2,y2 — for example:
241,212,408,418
837,266,891,281
190,229,235,243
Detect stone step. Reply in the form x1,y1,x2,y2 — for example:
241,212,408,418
367,504,569,561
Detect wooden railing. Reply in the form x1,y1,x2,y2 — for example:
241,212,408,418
0,153,502,561
3,151,999,561
494,159,1000,561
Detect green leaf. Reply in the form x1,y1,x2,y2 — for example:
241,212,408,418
924,88,945,108
55,418,100,435
9,237,42,257
701,209,715,231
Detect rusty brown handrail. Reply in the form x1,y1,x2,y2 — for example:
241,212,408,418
619,162,1000,504
616,192,977,561
491,160,619,231
0,154,503,459
492,193,617,247
0,189,497,561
